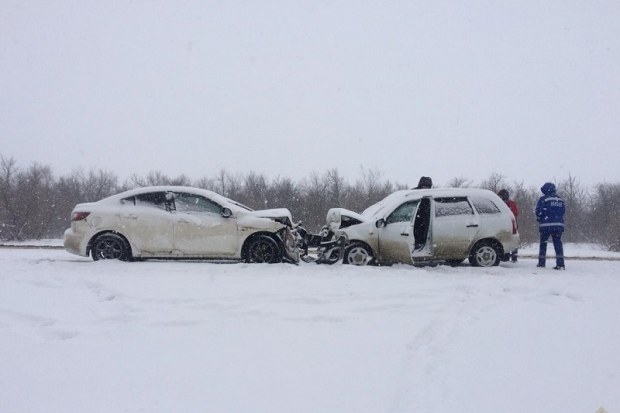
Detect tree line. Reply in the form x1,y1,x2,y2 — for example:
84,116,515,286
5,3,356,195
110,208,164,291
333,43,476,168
1,155,619,251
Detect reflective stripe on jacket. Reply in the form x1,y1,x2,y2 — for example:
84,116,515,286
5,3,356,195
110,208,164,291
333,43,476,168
536,195,565,228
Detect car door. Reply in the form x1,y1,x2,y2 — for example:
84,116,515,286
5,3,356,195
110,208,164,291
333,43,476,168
377,200,419,263
430,196,480,258
171,192,238,256
119,192,174,255
410,197,434,259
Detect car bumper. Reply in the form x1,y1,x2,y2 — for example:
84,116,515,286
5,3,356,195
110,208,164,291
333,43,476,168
64,228,89,257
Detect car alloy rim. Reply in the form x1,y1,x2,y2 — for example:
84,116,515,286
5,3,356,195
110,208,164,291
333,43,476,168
347,246,370,265
251,242,275,263
96,240,122,259
475,246,496,267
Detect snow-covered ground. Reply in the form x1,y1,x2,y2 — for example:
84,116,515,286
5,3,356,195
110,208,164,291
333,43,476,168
1,244,619,413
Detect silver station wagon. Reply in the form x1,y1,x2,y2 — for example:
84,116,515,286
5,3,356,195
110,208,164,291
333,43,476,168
324,188,519,267
64,186,300,263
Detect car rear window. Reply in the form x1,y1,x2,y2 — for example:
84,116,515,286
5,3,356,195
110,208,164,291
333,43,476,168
123,192,172,211
470,197,501,214
434,197,473,217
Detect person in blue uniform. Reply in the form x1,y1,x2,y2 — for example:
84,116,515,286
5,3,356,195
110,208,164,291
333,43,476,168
535,182,566,270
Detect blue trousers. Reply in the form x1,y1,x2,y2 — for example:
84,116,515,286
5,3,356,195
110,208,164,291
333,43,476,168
538,227,564,267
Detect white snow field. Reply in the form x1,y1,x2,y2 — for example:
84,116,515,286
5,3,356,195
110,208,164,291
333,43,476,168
1,244,619,413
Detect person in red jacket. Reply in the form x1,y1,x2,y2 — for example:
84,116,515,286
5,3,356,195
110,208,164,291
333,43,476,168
498,189,519,262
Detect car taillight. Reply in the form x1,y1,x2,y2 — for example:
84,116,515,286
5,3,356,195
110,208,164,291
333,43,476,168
72,212,90,221
512,218,518,234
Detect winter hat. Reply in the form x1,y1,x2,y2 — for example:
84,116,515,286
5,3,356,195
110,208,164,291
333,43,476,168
415,176,433,189
497,189,509,201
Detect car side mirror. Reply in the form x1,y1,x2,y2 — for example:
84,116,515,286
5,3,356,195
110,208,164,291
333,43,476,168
221,208,233,218
376,218,386,228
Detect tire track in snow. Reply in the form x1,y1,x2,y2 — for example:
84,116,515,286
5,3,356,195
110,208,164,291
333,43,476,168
387,279,509,412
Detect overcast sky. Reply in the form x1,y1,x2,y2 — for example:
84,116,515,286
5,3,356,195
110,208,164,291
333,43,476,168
2,1,619,188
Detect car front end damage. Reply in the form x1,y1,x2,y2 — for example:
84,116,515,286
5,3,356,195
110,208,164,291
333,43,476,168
292,217,348,265
277,226,301,264
237,212,301,264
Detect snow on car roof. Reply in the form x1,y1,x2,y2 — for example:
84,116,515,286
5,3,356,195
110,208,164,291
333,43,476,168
99,186,251,211
361,188,501,218
95,186,293,220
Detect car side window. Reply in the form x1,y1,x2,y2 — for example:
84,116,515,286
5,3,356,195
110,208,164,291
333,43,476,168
132,192,173,211
174,193,222,214
434,197,473,217
471,197,501,214
386,201,420,224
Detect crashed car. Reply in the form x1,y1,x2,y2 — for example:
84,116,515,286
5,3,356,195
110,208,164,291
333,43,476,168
320,188,519,267
64,186,299,263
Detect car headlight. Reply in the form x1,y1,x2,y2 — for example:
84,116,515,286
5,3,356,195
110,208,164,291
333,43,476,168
334,230,348,243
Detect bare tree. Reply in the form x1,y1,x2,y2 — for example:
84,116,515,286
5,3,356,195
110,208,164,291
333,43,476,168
4,162,57,240
270,176,303,223
447,176,473,188
479,172,507,193
0,156,19,240
325,168,347,208
510,181,540,245
168,174,192,186
81,168,119,202
556,173,590,242
240,171,270,209
590,183,620,251
298,172,330,231
51,168,119,236
193,175,216,191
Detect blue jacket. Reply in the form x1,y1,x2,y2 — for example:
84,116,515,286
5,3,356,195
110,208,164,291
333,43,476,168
535,183,565,229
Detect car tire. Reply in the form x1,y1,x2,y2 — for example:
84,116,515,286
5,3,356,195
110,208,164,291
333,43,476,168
91,233,131,261
343,242,374,266
468,241,501,267
245,235,281,264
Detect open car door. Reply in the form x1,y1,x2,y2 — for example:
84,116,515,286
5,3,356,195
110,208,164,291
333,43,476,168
410,197,433,259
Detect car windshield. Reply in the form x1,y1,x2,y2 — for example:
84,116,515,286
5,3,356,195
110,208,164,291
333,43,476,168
362,191,417,218
226,199,253,211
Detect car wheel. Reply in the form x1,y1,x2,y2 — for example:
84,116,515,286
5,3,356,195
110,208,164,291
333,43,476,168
445,259,465,267
468,241,501,267
91,233,131,261
343,242,374,266
245,236,280,264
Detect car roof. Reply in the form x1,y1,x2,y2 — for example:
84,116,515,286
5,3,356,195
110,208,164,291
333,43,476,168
362,188,501,217
100,186,250,210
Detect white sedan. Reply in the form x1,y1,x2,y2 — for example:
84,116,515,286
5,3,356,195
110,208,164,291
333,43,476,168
64,186,299,263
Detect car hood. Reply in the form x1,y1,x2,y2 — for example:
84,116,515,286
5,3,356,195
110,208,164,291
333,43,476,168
326,208,367,232
244,208,293,222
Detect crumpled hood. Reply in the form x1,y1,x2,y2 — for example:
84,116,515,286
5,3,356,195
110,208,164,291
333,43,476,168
244,208,293,222
541,182,556,196
326,208,366,232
